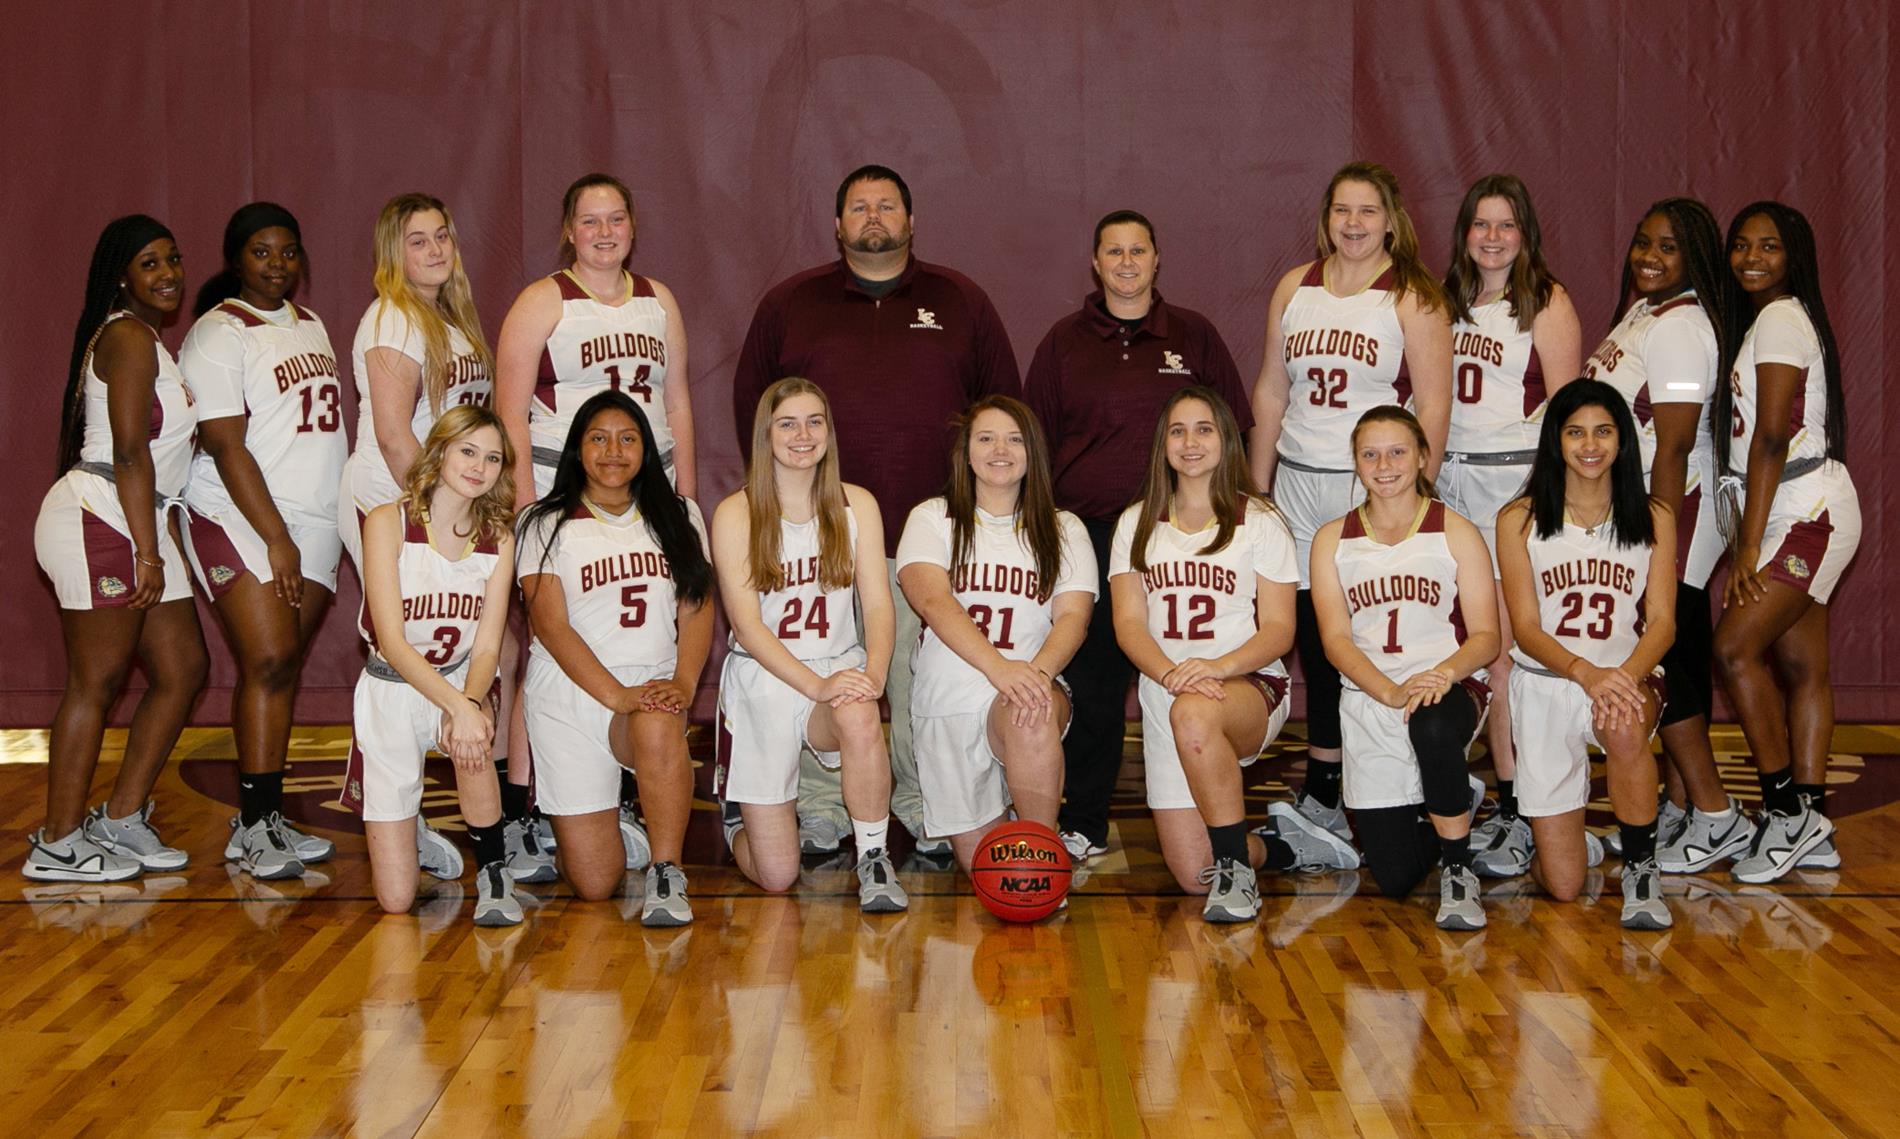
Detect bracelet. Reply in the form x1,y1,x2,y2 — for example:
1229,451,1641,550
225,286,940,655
467,696,484,709
134,553,164,570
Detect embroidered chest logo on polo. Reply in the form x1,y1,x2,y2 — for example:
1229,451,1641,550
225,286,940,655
910,308,942,330
1158,350,1192,376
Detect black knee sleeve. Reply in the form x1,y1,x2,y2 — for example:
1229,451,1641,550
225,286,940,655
1659,583,1713,726
1355,804,1438,899
1408,687,1481,817
1295,590,1342,749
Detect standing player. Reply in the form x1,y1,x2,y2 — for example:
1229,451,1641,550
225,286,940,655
178,203,347,879
29,216,207,881
496,173,693,502
896,396,1096,870
516,392,713,925
1247,162,1453,856
711,378,908,912
336,193,527,881
1438,174,1583,878
349,406,521,926
1025,209,1252,867
1304,408,1498,930
1111,388,1300,923
1582,199,1741,872
1712,202,1859,883
731,165,1020,858
1497,380,1677,930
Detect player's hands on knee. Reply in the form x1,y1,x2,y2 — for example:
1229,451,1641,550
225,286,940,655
1398,668,1452,720
1162,658,1226,699
266,536,305,609
987,659,1051,719
814,669,880,708
629,678,692,715
1574,663,1644,729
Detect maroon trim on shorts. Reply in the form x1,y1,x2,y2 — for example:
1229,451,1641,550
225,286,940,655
1459,675,1492,719
711,707,735,801
81,509,138,608
340,735,367,814
185,510,250,601
1764,509,1833,598
1242,671,1291,711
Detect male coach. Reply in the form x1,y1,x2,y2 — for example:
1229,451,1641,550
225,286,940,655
733,164,1021,856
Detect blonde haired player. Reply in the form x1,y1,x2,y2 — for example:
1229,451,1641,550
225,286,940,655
1111,387,1299,923
346,406,521,926
711,378,907,912
896,396,1096,870
178,203,346,881
1302,407,1496,931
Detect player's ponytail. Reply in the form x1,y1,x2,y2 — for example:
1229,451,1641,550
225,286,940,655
60,215,174,475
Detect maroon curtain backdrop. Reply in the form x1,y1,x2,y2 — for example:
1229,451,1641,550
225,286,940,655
3,2,1893,724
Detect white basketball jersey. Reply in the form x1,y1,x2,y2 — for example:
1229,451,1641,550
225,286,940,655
533,270,673,473
896,498,1099,716
1583,293,1716,494
1448,299,1547,453
1332,500,1472,687
747,510,862,661
362,505,500,671
349,299,491,469
1728,297,1829,475
179,299,345,527
1511,517,1651,670
1278,263,1411,468
78,312,198,497
519,497,706,669
1109,498,1299,673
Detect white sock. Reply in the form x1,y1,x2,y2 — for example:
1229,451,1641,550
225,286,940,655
852,816,890,858
1705,801,1737,819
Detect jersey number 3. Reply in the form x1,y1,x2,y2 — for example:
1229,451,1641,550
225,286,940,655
297,383,342,433
1306,367,1348,408
1555,591,1614,640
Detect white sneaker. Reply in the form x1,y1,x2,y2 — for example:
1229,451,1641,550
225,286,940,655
1656,798,1753,874
233,813,306,881
798,815,847,855
856,848,909,912
1436,864,1486,931
1198,858,1261,923
473,861,524,927
1732,808,1835,885
1620,859,1673,930
224,814,334,863
1799,834,1841,870
1585,830,1605,868
1060,830,1108,862
619,807,651,871
417,822,464,880
88,801,187,871
503,817,558,883
1289,790,1353,845
641,862,693,927
1264,800,1361,871
23,821,143,883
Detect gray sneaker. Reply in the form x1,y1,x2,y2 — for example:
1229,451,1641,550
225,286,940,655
473,861,524,927
1620,858,1672,929
1732,808,1834,885
503,817,558,883
1060,830,1108,862
799,815,847,855
619,807,651,871
1606,798,1686,857
1436,864,1486,931
234,813,306,881
89,801,187,871
1289,790,1353,845
855,848,909,912
720,800,745,853
1264,800,1362,871
23,821,143,883
1198,858,1260,923
641,862,693,927
1800,834,1841,870
224,814,334,863
417,822,464,880
1585,829,1605,868
1657,798,1753,873
1472,815,1534,878
913,835,952,858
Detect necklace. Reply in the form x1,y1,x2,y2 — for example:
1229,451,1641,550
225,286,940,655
1564,500,1611,537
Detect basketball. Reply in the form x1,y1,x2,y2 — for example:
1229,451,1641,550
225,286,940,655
970,820,1073,922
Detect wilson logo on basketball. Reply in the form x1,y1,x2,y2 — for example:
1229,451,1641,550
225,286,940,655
987,840,1063,865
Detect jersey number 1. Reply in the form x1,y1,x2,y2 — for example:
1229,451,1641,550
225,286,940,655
297,383,342,433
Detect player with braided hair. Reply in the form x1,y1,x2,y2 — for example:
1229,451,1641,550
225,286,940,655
1580,198,1741,876
178,202,348,880
1711,201,1859,883
29,215,207,881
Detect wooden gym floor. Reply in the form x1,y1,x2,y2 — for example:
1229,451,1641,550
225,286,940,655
3,724,1899,1138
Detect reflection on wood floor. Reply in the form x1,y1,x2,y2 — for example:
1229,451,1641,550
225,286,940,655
3,724,1899,1137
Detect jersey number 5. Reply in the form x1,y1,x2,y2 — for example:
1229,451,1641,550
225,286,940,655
621,583,648,628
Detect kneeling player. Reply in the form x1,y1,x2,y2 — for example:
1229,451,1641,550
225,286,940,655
897,397,1095,871
1110,388,1299,923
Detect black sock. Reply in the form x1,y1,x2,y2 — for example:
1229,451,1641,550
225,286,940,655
1496,778,1518,820
1303,759,1344,810
1207,821,1249,866
1619,819,1658,865
619,767,638,810
238,770,284,826
1760,767,1798,816
1259,833,1298,872
1440,833,1472,869
1792,782,1825,815
500,779,530,823
468,820,505,868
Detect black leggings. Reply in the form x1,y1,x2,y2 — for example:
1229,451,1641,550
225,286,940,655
1659,582,1712,726
1355,686,1484,899
1295,591,1342,749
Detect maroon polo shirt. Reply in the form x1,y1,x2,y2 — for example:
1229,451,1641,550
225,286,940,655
1024,290,1251,520
733,256,1022,552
